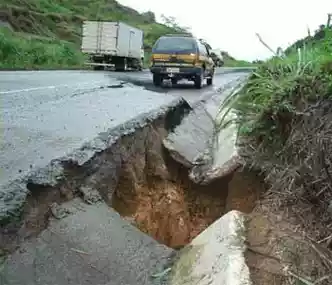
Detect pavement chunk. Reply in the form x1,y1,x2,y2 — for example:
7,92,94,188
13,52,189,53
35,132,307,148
1,199,174,285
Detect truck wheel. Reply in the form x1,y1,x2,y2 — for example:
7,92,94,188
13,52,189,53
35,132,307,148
194,72,203,89
115,58,127,71
93,65,104,70
153,74,162,86
171,78,177,85
138,58,144,71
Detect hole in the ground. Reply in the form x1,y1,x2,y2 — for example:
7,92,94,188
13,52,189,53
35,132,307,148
112,144,266,249
0,108,265,256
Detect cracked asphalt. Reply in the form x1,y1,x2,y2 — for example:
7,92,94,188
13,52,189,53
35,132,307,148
0,67,252,285
0,68,249,194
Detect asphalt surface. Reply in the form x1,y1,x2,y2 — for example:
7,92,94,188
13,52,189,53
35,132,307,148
2,198,174,285
0,68,250,218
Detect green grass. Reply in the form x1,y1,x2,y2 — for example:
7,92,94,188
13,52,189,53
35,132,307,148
218,28,332,142
0,28,86,69
220,51,256,67
215,25,332,222
223,58,257,67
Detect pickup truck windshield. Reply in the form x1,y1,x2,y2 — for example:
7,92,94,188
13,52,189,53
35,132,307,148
152,37,196,53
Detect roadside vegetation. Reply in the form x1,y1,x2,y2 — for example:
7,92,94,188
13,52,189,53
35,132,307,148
221,51,256,67
0,27,85,69
0,0,248,69
218,16,332,277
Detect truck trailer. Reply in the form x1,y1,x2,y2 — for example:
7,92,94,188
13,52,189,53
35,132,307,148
81,21,144,71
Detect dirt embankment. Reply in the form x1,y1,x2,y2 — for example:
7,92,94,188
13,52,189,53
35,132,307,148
111,128,264,248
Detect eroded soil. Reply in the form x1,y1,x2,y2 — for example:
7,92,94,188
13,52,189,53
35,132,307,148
111,119,265,248
245,211,332,285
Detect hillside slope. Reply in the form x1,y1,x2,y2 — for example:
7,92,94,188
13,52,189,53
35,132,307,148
0,0,180,48
0,0,187,68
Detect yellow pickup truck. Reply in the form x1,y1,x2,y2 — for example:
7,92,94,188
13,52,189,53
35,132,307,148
149,34,215,89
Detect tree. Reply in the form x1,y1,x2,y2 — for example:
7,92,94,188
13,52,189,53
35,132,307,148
141,11,156,23
160,14,192,34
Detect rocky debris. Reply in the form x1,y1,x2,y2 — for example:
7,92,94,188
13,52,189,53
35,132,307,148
79,186,103,205
170,210,251,285
49,202,71,219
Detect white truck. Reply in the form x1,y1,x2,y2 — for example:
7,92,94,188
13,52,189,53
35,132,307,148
81,21,144,71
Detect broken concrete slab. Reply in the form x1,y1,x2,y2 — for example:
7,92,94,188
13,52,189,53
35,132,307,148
162,99,214,168
169,210,251,285
0,198,174,285
163,75,247,183
189,108,244,185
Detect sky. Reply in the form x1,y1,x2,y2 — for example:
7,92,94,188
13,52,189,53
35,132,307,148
117,0,331,61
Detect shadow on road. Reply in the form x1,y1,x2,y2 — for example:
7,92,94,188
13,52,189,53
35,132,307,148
114,75,212,93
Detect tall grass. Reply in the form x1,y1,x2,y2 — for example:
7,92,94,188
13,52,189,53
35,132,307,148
0,28,85,69
216,28,332,145
214,27,332,247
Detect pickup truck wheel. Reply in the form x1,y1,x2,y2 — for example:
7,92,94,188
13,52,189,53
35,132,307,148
153,74,162,86
194,72,203,89
207,76,213,85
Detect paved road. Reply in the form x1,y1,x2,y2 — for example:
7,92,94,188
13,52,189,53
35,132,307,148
0,68,249,192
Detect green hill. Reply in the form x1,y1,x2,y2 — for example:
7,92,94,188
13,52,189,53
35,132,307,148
0,0,186,68
0,0,183,48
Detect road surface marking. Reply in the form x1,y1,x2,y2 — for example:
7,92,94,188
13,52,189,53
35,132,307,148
0,80,107,95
